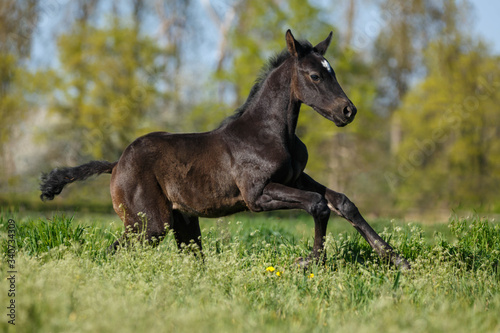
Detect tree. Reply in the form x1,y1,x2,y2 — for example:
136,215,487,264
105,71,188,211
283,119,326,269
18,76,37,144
43,22,166,162
372,0,472,154
390,39,500,211
0,0,39,186
35,0,199,166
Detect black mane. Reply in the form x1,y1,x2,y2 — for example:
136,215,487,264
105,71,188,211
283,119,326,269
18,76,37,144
219,40,313,126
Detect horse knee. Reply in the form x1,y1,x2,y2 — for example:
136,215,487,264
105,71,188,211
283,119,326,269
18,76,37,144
309,195,329,219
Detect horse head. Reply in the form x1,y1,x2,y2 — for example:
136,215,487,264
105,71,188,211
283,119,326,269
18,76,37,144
286,30,357,127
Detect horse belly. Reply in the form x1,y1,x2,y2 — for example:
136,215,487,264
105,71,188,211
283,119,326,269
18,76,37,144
166,167,247,218
170,182,247,217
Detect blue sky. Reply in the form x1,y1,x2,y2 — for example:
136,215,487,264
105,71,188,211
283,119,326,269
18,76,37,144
472,0,500,53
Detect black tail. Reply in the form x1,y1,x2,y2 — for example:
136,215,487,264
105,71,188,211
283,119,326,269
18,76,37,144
40,160,118,201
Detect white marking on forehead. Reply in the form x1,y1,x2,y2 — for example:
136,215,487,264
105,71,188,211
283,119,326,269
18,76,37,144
321,59,333,74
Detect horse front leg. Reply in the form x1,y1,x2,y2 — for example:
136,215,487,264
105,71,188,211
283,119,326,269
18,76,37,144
296,173,411,270
246,182,330,261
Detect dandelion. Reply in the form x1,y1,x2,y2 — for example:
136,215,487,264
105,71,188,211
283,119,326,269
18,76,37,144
308,273,314,279
266,266,275,272
276,271,282,277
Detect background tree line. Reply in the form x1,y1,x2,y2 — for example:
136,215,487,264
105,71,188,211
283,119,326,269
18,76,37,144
1,0,499,216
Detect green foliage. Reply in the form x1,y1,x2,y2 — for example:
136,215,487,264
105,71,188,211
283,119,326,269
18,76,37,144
0,0,45,188
392,40,500,210
0,212,499,332
0,213,117,260
2,0,499,216
43,20,170,161
0,51,40,187
373,0,456,109
447,215,500,271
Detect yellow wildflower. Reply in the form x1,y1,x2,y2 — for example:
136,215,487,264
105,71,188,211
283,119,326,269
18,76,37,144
266,266,275,272
308,273,314,279
276,271,282,277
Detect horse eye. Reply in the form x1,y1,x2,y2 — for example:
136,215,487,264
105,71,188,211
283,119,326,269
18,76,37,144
310,74,320,81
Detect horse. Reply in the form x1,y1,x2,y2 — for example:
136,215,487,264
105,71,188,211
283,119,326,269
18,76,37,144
40,30,410,269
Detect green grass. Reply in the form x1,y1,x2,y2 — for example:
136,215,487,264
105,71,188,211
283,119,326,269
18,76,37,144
0,211,499,332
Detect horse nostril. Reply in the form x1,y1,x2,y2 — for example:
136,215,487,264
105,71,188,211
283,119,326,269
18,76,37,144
343,106,352,118
343,105,357,119
343,106,350,118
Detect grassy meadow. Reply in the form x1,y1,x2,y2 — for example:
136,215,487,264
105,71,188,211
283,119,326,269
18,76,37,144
0,210,499,333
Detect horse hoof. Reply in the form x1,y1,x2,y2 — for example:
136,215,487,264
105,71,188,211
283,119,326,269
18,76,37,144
396,257,411,270
294,257,311,270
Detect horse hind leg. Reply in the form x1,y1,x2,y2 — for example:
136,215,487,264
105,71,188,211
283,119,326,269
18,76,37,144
171,210,203,256
108,206,173,252
108,208,172,253
109,177,173,252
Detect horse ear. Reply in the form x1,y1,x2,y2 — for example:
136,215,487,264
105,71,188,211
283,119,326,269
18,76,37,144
286,29,303,57
314,31,333,56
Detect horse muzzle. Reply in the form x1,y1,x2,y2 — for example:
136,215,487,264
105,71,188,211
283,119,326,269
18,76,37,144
339,104,357,126
330,103,357,127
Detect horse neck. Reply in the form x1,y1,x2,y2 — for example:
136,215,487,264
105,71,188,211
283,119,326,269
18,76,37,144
238,61,301,144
